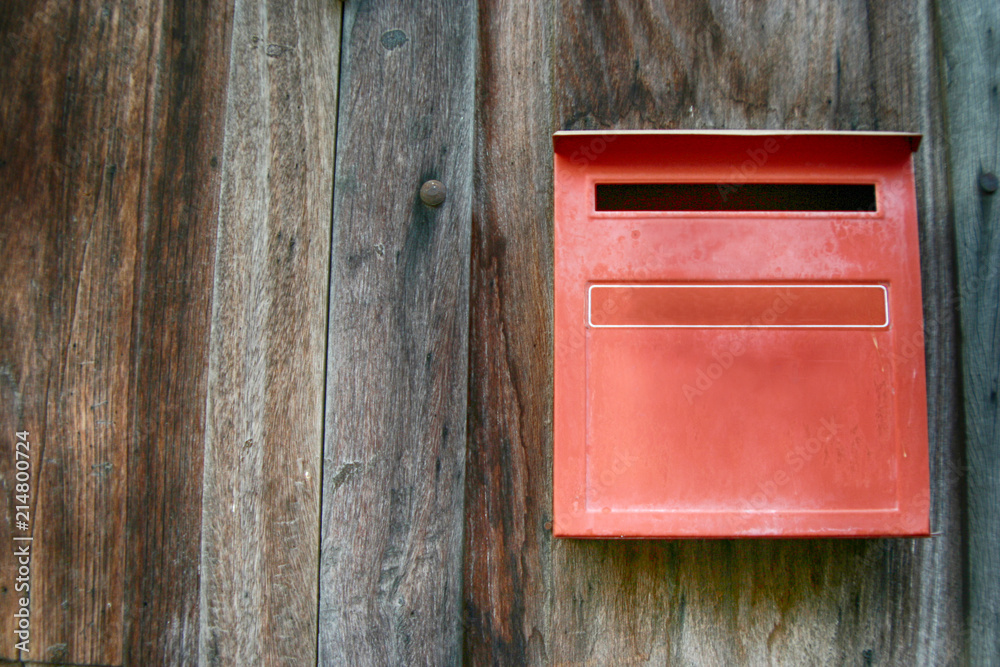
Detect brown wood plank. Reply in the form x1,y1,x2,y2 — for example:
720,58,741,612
938,0,1000,662
0,1,157,662
462,2,555,665
196,0,339,664
466,0,964,663
122,0,232,663
317,1,476,664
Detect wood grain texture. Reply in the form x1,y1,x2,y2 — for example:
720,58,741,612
466,0,965,663
122,0,232,663
0,1,153,662
1,0,232,663
906,4,967,664
462,2,555,665
197,0,339,664
938,0,1000,663
318,1,475,665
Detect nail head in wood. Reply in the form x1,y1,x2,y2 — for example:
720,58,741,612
979,171,998,194
420,179,446,206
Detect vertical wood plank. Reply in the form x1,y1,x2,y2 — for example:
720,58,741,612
1,0,234,663
0,1,155,663
468,0,963,663
123,0,233,662
938,0,1000,663
318,1,475,664
904,4,967,661
197,0,339,664
463,2,555,665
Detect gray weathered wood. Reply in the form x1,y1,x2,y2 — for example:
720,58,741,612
197,0,339,665
938,0,1000,663
465,0,965,663
907,5,967,664
318,1,475,664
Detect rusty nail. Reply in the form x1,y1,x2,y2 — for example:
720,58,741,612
420,180,446,206
979,172,998,194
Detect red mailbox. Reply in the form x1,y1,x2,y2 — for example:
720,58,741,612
553,131,930,538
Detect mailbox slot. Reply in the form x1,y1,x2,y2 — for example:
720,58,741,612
553,131,930,539
595,182,877,212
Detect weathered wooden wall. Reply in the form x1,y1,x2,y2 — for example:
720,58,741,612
466,1,966,664
938,0,1000,664
0,0,338,664
0,0,995,665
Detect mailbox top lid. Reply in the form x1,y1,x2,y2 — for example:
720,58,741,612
553,129,922,155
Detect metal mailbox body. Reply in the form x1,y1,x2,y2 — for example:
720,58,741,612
552,131,930,538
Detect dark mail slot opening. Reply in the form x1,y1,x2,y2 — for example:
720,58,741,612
595,183,877,212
